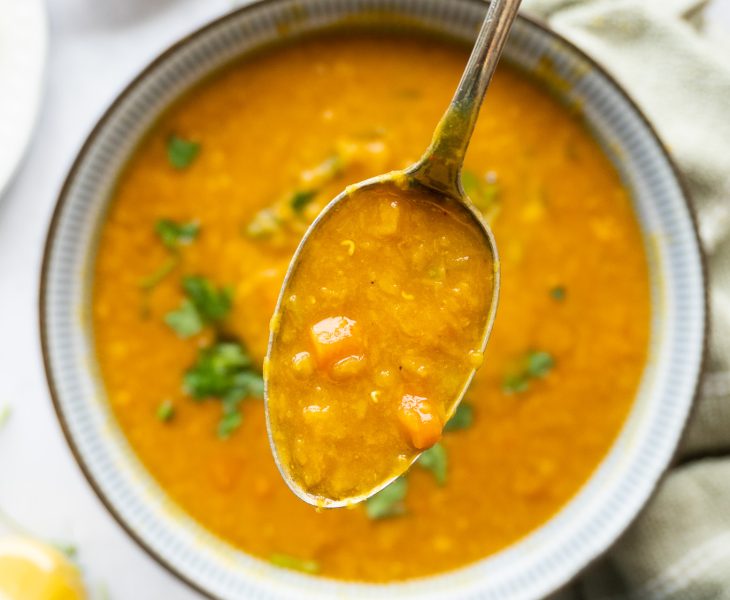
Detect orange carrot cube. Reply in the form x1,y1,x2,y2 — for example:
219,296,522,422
397,394,443,450
309,316,363,368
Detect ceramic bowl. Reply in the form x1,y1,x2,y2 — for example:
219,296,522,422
40,1,706,598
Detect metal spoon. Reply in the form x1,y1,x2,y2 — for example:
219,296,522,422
266,0,521,507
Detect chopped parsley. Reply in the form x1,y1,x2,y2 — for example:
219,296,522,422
502,350,555,394
140,220,199,290
550,286,566,301
269,553,320,574
217,410,243,440
139,256,179,290
157,399,175,423
503,373,530,394
165,276,232,338
526,351,554,378
461,169,500,215
54,543,78,559
417,442,447,486
155,219,200,249
366,477,408,519
444,402,474,432
166,135,200,170
290,190,317,214
183,341,264,438
165,299,204,338
182,276,232,322
246,153,342,238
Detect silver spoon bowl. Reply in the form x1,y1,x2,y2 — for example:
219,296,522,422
266,0,521,507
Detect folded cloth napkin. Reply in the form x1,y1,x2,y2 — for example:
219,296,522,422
519,0,730,597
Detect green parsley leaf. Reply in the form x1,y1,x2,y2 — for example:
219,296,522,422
526,351,554,378
155,219,200,249
165,299,204,338
167,135,200,169
417,442,447,486
182,276,232,322
366,477,408,519
502,373,530,394
269,553,320,575
550,286,566,301
164,276,232,338
139,256,179,290
444,402,474,432
217,410,243,439
54,543,78,559
290,190,317,213
184,342,253,399
502,350,555,395
157,399,175,423
462,169,500,214
183,341,263,438
232,370,265,398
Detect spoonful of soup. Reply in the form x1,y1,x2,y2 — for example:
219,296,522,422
265,0,521,507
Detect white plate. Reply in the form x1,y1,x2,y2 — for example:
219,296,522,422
0,0,47,197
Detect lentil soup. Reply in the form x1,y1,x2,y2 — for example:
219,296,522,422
92,31,650,582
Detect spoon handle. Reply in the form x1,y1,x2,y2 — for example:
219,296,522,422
410,0,522,195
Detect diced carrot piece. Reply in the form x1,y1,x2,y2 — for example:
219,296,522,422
309,316,363,368
397,394,443,450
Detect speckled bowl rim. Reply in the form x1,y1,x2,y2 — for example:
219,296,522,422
39,1,708,599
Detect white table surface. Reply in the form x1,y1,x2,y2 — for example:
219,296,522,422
0,1,728,598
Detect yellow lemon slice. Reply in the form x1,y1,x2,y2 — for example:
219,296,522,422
0,536,86,600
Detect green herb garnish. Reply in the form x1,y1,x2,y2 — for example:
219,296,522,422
502,350,555,395
269,553,320,574
418,442,447,486
526,351,554,378
366,477,408,519
290,190,317,214
462,170,500,215
155,219,200,249
157,399,175,422
444,402,474,432
140,256,179,290
165,299,204,337
182,276,232,322
140,220,198,290
217,410,243,440
165,276,232,338
183,341,263,438
184,342,254,399
550,286,566,301
167,135,200,169
54,543,78,559
502,373,530,394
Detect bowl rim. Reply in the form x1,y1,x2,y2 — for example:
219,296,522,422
39,1,709,597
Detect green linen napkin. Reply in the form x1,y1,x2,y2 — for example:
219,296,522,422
520,1,730,598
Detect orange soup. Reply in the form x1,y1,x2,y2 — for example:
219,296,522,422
267,182,495,503
93,31,650,581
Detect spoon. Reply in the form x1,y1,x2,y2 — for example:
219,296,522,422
266,0,521,507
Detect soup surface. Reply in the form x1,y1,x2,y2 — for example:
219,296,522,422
267,181,495,503
93,31,650,581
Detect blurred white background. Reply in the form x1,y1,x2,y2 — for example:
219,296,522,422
0,1,727,598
